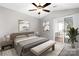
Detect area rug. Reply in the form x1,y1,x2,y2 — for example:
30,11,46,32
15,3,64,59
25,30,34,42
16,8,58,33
41,42,65,56
0,42,65,56
59,43,79,56
1,49,18,56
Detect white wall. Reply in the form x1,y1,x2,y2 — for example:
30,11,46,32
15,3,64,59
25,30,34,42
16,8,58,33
0,5,79,42
54,13,79,29
39,8,79,40
39,16,55,40
0,6,39,37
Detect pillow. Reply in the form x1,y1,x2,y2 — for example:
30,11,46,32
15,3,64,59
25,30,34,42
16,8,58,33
34,32,39,36
27,34,35,37
16,35,27,38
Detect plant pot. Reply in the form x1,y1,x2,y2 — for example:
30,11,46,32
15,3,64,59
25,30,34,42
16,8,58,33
71,43,75,48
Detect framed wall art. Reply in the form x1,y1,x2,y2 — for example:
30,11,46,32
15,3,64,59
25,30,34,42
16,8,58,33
43,21,50,31
18,20,30,32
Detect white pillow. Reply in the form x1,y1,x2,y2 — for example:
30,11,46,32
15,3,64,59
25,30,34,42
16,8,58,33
16,35,27,38
28,34,35,37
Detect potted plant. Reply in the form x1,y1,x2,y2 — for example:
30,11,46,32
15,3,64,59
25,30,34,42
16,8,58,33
67,27,79,48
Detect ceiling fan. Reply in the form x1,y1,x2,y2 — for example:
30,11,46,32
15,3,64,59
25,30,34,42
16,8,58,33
28,3,51,14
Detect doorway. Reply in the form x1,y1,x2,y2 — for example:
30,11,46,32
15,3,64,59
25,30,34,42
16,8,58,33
64,17,73,43
55,21,64,43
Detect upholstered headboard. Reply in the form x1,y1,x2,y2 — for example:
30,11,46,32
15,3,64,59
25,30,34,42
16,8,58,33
10,32,34,40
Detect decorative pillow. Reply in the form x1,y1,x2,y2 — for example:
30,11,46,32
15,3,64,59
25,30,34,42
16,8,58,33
28,34,35,37
34,32,39,36
16,35,27,38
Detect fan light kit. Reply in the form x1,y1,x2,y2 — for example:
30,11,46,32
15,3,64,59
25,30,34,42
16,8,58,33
28,3,51,14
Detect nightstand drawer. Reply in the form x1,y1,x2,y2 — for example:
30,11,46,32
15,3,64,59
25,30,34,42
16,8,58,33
1,44,13,50
1,40,13,50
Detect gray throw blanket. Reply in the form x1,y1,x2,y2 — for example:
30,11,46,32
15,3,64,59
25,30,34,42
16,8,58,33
14,37,48,55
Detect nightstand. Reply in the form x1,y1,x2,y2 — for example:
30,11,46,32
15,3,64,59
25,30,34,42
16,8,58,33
1,40,13,51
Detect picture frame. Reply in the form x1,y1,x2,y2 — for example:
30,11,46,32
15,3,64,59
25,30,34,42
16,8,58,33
43,21,50,31
18,20,30,32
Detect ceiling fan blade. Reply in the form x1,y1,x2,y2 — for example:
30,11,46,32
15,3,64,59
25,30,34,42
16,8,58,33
32,3,37,7
29,9,37,11
42,3,51,8
43,9,50,12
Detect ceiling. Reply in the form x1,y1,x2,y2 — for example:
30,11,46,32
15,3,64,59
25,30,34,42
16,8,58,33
0,3,79,18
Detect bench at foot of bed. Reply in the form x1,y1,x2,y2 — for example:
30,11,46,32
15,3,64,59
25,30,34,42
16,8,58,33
31,40,56,56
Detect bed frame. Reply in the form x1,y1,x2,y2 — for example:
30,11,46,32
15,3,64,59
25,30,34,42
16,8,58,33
10,32,34,47
10,32,48,56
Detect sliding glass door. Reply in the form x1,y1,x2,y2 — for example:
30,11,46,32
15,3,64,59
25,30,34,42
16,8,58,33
64,17,73,43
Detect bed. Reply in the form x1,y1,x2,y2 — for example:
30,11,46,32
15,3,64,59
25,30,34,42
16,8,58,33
10,32,48,55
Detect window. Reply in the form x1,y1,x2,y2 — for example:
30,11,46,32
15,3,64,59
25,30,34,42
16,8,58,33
58,22,64,32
